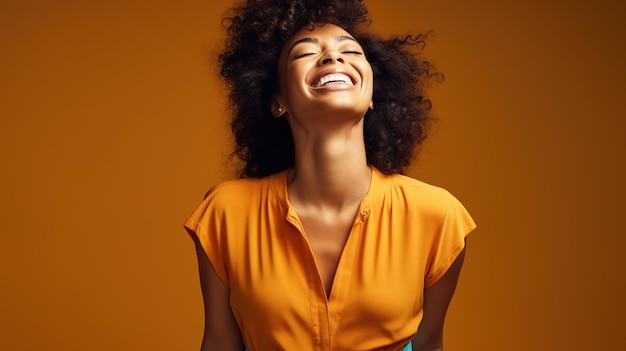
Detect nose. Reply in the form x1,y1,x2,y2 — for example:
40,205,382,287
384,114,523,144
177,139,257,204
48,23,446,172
319,51,344,65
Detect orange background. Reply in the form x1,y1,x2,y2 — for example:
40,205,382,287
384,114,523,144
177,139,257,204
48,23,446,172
1,0,624,350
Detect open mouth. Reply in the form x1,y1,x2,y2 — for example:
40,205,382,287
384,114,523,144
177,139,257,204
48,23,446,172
311,73,355,88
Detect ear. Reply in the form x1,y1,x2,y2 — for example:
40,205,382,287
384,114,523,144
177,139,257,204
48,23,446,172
369,101,374,110
271,98,287,118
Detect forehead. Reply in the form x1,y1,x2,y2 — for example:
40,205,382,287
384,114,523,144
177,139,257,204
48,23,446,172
285,23,355,48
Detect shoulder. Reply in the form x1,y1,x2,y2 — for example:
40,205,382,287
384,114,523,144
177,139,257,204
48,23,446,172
204,177,265,200
380,172,460,208
386,174,477,237
201,171,286,211
185,176,272,232
371,170,475,231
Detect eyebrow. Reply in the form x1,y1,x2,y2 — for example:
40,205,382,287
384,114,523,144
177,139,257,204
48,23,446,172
287,35,358,56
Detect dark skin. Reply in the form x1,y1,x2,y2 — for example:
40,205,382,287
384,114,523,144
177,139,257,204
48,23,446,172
194,22,466,351
412,247,466,351
194,237,245,351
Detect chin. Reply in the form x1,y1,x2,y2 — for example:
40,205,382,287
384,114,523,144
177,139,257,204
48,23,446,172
315,104,369,121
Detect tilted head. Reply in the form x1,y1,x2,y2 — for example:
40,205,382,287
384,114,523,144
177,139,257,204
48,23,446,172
219,0,439,177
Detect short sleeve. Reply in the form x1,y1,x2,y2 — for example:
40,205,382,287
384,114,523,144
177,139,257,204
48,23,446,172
183,187,231,286
423,193,476,288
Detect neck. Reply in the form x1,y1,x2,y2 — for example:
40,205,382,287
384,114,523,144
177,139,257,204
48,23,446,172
288,124,371,211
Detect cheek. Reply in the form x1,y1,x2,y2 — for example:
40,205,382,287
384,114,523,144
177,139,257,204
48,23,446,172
363,64,374,95
284,65,311,96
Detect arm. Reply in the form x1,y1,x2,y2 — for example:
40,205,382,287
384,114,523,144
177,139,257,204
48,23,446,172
193,237,245,351
412,247,466,351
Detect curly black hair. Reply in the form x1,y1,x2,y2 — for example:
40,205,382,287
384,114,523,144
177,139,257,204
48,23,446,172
219,0,440,178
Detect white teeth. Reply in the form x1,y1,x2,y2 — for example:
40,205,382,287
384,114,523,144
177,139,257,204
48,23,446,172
313,73,353,87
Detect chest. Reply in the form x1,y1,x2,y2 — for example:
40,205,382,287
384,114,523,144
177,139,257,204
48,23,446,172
227,210,427,350
297,212,356,298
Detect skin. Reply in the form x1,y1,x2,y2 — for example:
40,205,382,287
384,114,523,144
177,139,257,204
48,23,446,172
194,236,244,351
195,23,466,351
275,24,374,298
411,248,465,351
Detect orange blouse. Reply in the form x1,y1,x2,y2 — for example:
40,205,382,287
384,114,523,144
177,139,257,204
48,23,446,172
184,167,476,351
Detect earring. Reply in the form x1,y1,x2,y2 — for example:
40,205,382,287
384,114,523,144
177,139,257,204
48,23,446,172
273,102,286,118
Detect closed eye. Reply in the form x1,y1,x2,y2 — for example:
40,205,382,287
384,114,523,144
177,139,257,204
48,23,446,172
293,52,317,59
342,51,363,55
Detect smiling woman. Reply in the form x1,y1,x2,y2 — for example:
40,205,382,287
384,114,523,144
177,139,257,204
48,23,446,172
183,0,476,350
275,24,374,132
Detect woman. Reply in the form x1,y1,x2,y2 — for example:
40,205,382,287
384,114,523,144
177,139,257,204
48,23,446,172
184,0,476,350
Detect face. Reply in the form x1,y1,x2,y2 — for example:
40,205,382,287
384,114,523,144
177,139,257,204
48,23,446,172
275,23,373,126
